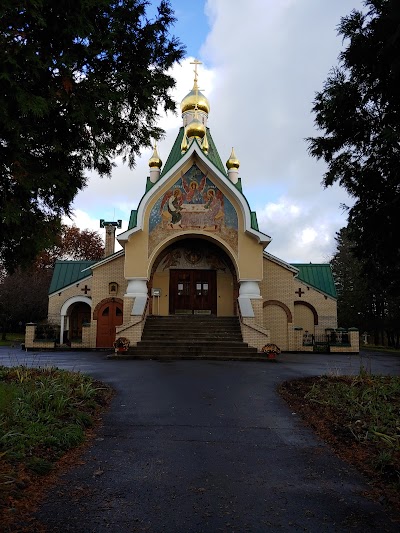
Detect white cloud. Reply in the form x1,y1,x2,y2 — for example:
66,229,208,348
70,0,363,263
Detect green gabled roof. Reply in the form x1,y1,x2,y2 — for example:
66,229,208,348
49,260,97,295
250,211,259,231
160,127,227,179
128,209,138,230
291,263,337,299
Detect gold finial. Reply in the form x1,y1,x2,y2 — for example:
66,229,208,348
181,132,188,153
201,130,209,154
148,141,162,168
226,147,240,170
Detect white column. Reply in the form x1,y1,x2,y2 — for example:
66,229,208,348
59,315,65,345
238,280,262,318
125,278,148,316
125,278,148,297
238,280,262,299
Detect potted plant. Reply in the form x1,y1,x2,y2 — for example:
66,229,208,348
261,343,281,360
113,336,130,353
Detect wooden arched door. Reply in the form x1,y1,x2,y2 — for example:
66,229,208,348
96,300,123,348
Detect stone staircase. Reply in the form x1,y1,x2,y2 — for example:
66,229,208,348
109,315,264,361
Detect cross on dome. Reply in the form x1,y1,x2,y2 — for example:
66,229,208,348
190,58,202,84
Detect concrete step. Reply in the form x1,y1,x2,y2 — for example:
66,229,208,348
112,314,261,361
120,346,258,356
137,340,251,347
141,332,243,339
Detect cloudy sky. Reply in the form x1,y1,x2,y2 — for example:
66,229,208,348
67,0,364,264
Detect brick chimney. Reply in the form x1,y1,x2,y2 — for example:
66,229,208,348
100,219,122,258
105,225,116,257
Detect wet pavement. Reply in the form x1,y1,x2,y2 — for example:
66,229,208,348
1,347,399,532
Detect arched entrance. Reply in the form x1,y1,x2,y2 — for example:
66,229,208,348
149,238,238,316
69,302,91,342
95,299,123,347
60,296,92,345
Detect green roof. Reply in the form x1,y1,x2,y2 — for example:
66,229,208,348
125,128,269,240
128,209,138,230
250,211,259,231
49,260,96,295
291,263,337,299
160,127,227,178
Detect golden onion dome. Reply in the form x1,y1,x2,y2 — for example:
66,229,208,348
148,144,162,168
181,81,210,114
226,147,240,170
185,116,206,140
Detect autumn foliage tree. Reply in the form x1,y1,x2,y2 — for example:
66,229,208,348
0,225,104,338
0,0,184,272
36,225,105,269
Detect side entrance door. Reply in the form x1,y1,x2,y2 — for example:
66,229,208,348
170,269,217,315
96,300,123,347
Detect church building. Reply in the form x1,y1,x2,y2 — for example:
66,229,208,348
25,64,359,355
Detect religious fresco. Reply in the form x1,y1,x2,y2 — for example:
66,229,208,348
156,244,229,272
149,165,238,255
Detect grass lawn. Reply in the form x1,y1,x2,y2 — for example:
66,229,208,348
0,365,113,531
279,370,400,518
0,333,25,347
362,345,400,355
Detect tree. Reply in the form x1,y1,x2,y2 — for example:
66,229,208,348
0,225,105,338
35,225,105,269
331,226,400,347
307,0,400,295
0,0,185,272
0,268,51,340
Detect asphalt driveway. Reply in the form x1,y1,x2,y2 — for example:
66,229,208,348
1,348,399,532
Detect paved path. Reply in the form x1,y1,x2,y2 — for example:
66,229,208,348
1,348,399,532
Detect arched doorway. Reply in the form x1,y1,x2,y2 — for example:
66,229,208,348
149,238,238,316
69,302,91,343
95,299,123,347
60,296,92,345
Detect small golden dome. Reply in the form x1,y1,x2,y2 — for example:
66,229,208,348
181,80,210,115
148,144,162,168
226,147,240,170
185,116,206,140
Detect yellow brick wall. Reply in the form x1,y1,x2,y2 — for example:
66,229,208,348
293,304,315,335
90,255,127,347
260,259,294,350
294,282,337,334
260,257,338,351
48,276,92,324
240,317,270,350
263,304,289,351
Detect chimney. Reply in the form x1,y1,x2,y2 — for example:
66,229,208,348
105,225,116,257
100,219,122,258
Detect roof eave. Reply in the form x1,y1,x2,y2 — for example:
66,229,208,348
49,274,93,297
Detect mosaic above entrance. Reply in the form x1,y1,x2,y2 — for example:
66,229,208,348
149,165,238,255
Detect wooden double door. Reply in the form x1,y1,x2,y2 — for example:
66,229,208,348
96,300,123,347
170,269,216,315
